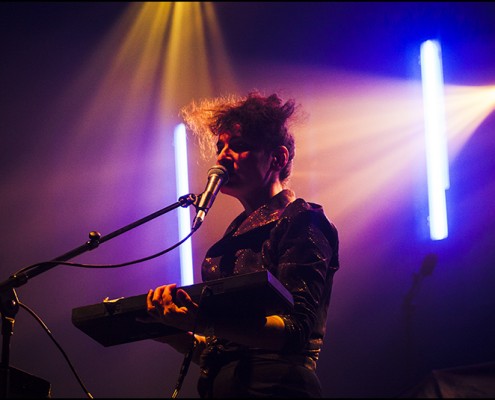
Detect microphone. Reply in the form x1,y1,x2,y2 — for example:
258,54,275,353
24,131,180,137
192,165,229,230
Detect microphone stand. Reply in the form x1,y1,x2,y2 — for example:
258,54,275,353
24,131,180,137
401,253,437,392
0,193,197,398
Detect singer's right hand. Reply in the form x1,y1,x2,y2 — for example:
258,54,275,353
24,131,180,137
146,283,199,332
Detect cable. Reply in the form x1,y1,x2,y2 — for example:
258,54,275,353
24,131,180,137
18,301,94,398
171,335,198,399
170,285,213,398
10,229,200,397
14,229,196,277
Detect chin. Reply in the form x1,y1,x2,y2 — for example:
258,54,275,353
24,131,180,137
220,184,241,198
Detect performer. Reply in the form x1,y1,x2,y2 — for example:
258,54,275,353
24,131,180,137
147,91,340,398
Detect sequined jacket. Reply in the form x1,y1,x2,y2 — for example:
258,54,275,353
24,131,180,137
200,189,340,372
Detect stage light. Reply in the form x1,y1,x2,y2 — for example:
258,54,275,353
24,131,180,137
174,123,194,285
420,40,449,240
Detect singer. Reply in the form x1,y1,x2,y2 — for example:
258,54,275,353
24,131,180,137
146,91,340,398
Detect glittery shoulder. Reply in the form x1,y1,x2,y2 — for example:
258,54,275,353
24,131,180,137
234,189,296,236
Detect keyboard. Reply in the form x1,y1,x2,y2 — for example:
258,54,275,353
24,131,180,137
71,270,294,347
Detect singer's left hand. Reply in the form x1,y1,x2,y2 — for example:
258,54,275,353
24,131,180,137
146,283,199,332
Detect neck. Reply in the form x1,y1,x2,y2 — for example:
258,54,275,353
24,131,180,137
239,182,285,215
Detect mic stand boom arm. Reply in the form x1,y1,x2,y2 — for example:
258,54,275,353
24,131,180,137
0,193,196,398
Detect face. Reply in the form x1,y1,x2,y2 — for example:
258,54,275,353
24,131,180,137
215,126,274,200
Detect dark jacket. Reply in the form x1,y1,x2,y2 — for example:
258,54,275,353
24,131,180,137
200,189,340,372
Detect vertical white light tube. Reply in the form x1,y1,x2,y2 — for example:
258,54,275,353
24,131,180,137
174,123,194,285
420,40,449,240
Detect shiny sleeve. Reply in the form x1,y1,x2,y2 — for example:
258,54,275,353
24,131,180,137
265,207,338,353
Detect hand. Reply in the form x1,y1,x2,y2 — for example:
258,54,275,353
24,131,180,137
146,283,199,332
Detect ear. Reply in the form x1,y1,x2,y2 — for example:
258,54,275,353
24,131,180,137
271,146,289,171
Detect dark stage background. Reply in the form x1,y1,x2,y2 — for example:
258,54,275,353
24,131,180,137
1,2,494,398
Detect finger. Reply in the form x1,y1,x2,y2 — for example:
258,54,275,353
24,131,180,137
176,289,196,308
146,289,154,311
161,284,177,307
152,286,166,303
151,285,171,310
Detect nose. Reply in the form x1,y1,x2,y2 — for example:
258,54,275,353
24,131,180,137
217,145,230,163
216,146,234,170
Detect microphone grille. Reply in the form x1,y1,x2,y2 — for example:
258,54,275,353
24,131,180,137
208,165,229,182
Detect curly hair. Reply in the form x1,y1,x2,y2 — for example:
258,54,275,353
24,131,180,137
180,91,300,183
